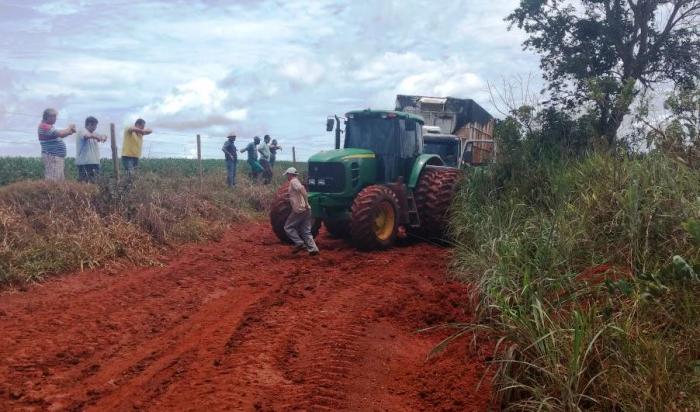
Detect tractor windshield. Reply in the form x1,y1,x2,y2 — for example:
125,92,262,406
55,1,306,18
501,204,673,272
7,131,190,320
344,118,398,155
424,140,460,167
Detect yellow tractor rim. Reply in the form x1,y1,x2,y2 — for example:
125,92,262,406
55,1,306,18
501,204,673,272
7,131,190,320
374,201,395,241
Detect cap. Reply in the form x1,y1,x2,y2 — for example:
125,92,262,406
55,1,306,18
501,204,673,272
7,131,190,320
227,131,236,138
283,167,298,176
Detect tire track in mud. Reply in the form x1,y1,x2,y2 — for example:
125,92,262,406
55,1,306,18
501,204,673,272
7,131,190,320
0,221,492,411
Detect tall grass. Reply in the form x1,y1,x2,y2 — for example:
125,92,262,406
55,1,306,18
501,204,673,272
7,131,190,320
0,160,298,285
451,154,700,410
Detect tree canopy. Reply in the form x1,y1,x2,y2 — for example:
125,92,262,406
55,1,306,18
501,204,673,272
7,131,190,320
507,0,700,147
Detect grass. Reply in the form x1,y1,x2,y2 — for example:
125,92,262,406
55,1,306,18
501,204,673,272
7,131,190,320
0,156,302,185
0,157,302,285
449,154,700,410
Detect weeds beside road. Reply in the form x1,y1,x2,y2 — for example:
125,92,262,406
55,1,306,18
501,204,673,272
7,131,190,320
451,153,700,410
0,158,299,285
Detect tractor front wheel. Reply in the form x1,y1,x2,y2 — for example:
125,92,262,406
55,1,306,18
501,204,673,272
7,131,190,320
350,185,399,250
269,182,319,243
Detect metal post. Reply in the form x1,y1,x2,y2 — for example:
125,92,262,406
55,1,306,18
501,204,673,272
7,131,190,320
110,123,119,182
292,146,296,166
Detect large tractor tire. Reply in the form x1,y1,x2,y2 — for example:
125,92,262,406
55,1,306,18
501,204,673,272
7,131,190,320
269,182,319,243
414,166,463,239
350,185,400,250
324,219,351,238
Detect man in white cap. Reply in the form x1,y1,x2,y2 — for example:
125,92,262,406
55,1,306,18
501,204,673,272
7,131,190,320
222,132,238,187
283,167,319,255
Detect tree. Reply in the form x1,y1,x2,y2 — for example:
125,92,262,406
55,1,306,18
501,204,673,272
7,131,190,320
507,0,700,148
634,84,700,164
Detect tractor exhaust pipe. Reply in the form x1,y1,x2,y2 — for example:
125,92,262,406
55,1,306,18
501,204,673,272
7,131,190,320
334,115,341,149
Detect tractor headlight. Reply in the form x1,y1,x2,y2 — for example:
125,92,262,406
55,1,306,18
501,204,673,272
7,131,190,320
309,178,316,185
317,178,326,185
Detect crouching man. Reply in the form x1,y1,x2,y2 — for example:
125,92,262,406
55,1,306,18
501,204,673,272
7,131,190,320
283,167,319,256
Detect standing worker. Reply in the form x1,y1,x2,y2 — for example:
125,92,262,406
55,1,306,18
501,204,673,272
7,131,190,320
283,167,319,256
121,118,152,177
75,116,107,183
258,134,273,184
37,108,76,181
222,132,238,187
269,138,282,169
240,136,263,182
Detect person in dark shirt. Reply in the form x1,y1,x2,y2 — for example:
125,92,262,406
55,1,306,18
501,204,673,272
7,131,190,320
240,136,263,181
222,132,238,187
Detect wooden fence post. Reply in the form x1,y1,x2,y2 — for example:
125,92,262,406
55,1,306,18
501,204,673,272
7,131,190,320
292,146,296,167
196,134,203,185
110,123,119,182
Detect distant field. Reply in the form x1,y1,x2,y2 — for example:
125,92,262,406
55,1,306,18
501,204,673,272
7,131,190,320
0,157,303,186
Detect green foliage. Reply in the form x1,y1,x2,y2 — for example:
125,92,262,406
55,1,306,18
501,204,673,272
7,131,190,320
507,0,700,144
451,154,700,410
0,157,300,186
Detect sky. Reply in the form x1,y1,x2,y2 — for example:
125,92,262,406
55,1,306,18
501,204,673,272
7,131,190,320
0,0,541,160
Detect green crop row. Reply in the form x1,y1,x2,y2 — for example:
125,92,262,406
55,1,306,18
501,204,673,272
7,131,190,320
0,157,302,186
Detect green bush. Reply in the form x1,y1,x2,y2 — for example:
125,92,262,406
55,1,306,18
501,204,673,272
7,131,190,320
451,154,700,410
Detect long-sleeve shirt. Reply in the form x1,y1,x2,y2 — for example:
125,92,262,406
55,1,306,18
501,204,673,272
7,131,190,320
222,140,237,161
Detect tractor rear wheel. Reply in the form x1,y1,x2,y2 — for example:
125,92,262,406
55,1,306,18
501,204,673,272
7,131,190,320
350,185,399,250
414,167,462,239
269,182,319,243
324,219,351,238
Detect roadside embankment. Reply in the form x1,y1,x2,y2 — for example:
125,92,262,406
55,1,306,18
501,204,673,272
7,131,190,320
450,154,700,410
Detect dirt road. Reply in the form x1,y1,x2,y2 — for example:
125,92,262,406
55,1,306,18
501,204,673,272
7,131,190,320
0,221,491,411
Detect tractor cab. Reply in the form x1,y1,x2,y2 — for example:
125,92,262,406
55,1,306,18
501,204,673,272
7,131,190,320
343,110,424,182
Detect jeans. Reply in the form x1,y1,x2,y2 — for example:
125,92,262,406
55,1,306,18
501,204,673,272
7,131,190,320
226,159,237,187
284,209,319,252
77,164,100,183
122,156,139,177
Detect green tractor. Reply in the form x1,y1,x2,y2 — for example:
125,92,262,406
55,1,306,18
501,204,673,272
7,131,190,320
269,109,462,250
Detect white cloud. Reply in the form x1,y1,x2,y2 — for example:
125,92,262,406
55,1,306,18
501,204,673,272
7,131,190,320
279,59,326,86
399,71,484,97
34,0,88,16
137,78,248,131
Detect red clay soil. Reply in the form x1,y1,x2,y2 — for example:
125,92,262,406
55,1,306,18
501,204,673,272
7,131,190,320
0,221,492,411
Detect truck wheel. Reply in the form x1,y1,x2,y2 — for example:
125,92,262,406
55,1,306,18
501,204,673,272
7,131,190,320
414,167,462,239
324,219,351,238
269,182,319,243
350,185,399,250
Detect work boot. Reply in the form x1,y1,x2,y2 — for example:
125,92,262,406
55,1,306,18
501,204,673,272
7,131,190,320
291,244,305,254
308,250,319,256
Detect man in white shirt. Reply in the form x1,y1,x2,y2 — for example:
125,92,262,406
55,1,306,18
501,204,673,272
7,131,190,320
258,134,273,184
75,116,107,183
283,167,319,256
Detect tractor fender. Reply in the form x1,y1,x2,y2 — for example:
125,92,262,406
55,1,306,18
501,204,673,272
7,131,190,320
407,154,444,189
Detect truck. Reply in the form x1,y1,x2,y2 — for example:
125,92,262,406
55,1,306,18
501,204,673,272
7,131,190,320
269,109,461,251
395,95,495,167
